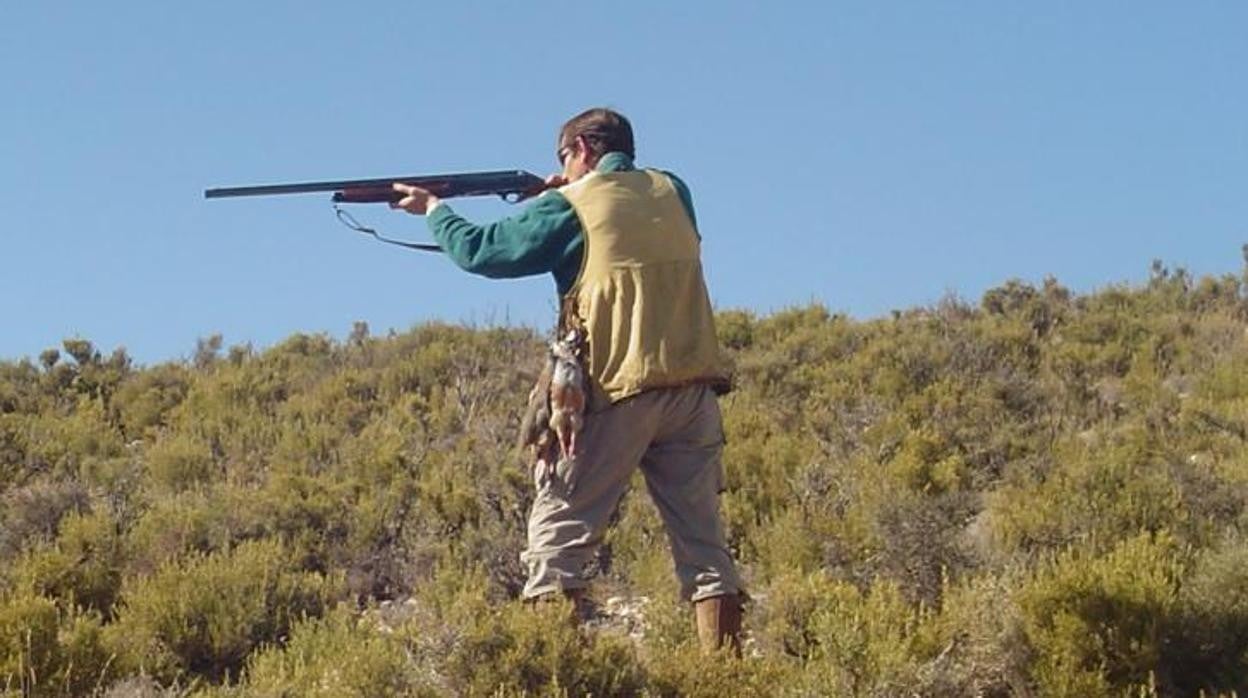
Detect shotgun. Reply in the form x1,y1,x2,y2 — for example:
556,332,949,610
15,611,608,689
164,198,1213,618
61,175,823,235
204,169,548,204
205,170,550,252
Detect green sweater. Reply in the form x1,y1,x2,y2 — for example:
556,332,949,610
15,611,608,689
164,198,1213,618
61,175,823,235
427,152,697,295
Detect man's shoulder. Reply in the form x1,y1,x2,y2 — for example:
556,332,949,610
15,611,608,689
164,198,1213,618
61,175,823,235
532,185,575,209
626,167,690,195
652,170,697,231
654,170,694,201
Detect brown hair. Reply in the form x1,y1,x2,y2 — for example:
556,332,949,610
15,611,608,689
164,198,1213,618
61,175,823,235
558,108,635,160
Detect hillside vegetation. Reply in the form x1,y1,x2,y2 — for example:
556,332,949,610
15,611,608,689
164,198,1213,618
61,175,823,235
3,261,1248,696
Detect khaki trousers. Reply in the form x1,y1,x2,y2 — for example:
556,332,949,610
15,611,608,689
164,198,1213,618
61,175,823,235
521,384,743,602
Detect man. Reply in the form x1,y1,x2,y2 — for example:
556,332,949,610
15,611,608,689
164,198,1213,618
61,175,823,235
391,108,744,652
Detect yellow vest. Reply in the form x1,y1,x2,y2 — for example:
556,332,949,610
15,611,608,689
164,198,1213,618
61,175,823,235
560,169,731,405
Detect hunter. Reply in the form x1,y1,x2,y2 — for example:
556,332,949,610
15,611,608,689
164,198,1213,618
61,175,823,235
390,108,745,652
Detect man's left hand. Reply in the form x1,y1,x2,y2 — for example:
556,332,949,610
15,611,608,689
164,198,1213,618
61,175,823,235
391,183,440,215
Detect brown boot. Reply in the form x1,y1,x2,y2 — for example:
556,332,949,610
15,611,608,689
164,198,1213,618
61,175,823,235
563,587,591,622
694,594,742,655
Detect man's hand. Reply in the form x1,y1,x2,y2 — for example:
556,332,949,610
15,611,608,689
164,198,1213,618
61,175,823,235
390,182,440,215
544,173,569,189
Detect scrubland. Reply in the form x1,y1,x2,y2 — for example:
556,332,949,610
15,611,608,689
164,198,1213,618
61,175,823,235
3,262,1247,696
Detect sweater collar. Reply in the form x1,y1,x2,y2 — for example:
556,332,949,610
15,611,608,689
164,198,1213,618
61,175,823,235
595,151,635,173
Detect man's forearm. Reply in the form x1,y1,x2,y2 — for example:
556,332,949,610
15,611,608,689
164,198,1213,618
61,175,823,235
426,194,582,280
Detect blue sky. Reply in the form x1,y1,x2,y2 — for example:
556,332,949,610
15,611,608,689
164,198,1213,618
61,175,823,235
2,2,1245,364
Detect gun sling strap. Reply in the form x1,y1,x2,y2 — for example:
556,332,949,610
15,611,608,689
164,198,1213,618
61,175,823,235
333,205,443,253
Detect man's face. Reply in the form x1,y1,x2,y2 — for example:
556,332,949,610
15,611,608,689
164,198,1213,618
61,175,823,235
558,137,594,182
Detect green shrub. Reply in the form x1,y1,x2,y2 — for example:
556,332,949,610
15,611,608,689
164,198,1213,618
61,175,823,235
124,488,254,576
1163,538,1248,695
144,432,217,493
0,592,114,696
111,363,191,438
644,644,796,698
106,539,340,684
1016,532,1184,697
243,606,434,697
10,509,124,617
986,437,1186,556
806,579,933,693
752,572,935,694
917,573,1029,697
378,567,651,697
0,478,89,561
438,599,648,697
22,399,124,480
870,489,978,603
0,592,59,694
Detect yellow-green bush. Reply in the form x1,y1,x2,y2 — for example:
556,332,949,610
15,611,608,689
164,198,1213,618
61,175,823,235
0,478,88,561
9,509,124,617
917,573,1028,697
110,363,191,439
437,600,649,696
105,539,340,684
243,606,434,697
0,592,114,696
803,578,931,692
1163,538,1248,695
0,592,60,694
144,432,218,493
986,436,1188,556
643,645,796,698
124,487,261,575
1016,533,1184,696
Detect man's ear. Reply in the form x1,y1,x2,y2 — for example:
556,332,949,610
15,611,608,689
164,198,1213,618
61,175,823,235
578,135,600,168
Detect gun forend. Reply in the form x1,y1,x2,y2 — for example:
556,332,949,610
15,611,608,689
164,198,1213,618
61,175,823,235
334,187,407,204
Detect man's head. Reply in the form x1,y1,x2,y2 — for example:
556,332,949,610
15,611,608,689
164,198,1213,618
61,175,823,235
557,108,634,182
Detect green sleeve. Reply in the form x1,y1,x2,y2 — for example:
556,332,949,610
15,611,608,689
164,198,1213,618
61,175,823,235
426,191,584,293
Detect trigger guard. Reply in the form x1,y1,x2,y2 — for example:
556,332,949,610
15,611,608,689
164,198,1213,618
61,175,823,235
500,192,523,204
